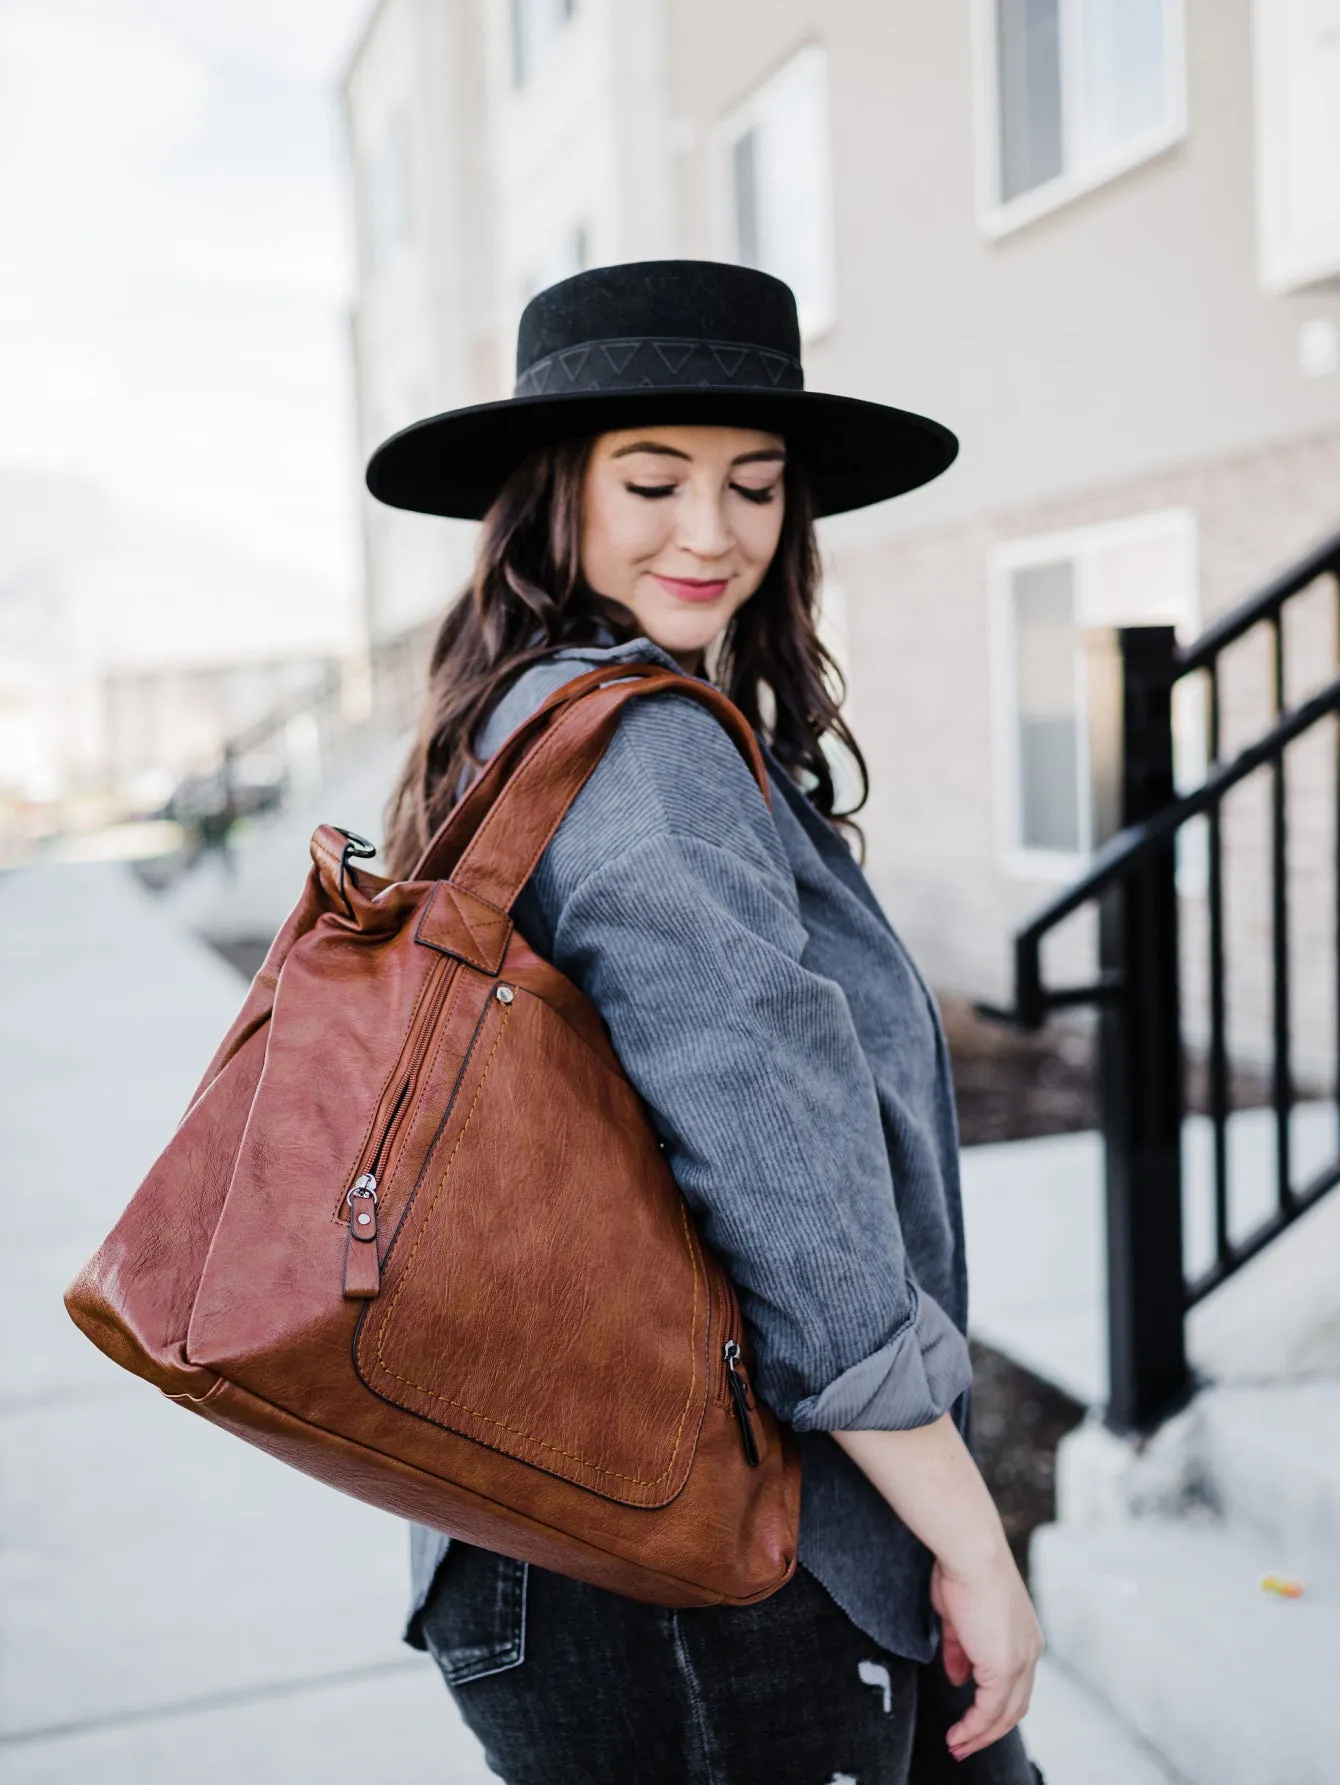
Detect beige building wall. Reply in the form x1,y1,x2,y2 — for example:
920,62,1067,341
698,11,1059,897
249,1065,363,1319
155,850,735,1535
665,0,1339,539
664,0,1340,1047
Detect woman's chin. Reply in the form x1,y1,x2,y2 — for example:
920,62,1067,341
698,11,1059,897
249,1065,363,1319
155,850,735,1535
633,605,727,660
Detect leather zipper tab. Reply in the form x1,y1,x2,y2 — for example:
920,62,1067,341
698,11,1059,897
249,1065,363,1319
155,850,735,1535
344,1177,380,1299
723,1341,760,1467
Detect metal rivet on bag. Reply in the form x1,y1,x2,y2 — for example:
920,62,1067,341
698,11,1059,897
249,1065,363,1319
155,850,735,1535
495,985,514,1004
357,1211,372,1226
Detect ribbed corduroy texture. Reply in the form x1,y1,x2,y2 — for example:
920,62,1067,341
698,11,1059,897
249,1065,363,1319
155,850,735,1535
407,638,972,1662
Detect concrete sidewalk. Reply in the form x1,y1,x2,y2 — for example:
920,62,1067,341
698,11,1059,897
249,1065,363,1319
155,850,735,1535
963,1109,1340,1408
0,861,492,1783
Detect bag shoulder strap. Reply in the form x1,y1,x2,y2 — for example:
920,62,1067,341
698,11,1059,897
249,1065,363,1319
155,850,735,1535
410,662,769,914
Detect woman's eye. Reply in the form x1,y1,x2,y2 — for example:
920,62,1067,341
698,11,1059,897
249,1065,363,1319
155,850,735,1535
731,483,779,505
625,483,677,499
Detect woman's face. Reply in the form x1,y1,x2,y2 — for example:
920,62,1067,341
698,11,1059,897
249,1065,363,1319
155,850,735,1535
580,424,787,663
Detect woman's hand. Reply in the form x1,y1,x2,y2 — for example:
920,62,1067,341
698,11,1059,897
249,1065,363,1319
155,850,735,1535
831,1417,1044,1760
930,1545,1043,1760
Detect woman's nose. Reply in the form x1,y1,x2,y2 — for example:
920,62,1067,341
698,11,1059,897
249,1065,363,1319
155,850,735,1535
676,487,734,562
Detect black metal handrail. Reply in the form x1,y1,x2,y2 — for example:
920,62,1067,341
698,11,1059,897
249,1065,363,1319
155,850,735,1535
1175,529,1340,676
987,674,1340,1027
984,528,1340,1430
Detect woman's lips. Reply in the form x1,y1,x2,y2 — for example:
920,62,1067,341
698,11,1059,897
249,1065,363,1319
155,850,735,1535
653,573,731,604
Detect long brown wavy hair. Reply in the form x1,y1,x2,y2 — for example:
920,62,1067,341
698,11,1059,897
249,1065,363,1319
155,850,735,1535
383,435,867,877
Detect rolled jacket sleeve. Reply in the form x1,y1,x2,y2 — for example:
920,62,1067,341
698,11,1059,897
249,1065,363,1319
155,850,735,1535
515,688,972,1433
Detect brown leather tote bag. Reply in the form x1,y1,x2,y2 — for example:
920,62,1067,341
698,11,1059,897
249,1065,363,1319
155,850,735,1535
65,662,800,1607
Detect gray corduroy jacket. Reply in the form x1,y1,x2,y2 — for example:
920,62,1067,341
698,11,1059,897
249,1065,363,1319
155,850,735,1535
406,635,972,1663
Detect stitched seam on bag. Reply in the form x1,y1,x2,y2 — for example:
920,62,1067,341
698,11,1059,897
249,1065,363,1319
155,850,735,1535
378,1202,701,1489
420,667,616,876
416,880,511,972
369,1003,702,1488
397,971,468,1200
455,695,623,889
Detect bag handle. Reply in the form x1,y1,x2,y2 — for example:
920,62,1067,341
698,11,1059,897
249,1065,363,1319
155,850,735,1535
410,663,769,914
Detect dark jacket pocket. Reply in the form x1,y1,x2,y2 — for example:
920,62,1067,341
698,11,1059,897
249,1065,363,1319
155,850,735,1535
418,1539,528,1686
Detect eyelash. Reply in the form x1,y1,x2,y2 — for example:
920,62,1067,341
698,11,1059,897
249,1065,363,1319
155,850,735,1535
625,482,778,505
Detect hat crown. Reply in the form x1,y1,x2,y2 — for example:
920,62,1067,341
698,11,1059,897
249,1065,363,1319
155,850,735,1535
515,260,802,380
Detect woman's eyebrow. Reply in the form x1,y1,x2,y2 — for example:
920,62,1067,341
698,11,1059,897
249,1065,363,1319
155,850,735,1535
608,442,787,465
610,442,692,461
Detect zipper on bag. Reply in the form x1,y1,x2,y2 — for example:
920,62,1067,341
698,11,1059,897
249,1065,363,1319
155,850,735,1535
355,980,513,1292
336,956,455,1225
723,1340,761,1467
338,960,456,1298
715,1271,761,1466
358,1077,411,1197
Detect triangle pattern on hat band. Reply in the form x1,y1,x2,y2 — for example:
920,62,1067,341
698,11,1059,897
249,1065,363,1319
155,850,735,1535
653,341,695,374
710,346,747,377
513,335,804,398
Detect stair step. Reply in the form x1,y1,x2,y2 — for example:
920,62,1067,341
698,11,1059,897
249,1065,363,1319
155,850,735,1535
1197,1381,1340,1569
1022,1656,1184,1785
1032,1518,1340,1785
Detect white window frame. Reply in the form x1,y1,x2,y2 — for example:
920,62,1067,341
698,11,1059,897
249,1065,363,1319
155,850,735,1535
711,44,837,341
1253,0,1340,291
971,0,1189,239
989,509,1199,881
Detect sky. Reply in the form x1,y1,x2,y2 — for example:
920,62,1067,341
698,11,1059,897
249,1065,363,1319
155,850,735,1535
0,0,376,655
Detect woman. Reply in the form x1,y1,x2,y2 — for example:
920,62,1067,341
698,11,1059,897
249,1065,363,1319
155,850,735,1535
368,261,1043,1785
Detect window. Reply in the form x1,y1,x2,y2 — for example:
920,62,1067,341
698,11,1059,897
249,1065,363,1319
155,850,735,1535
511,0,574,88
360,111,414,277
1254,0,1340,290
991,511,1198,877
717,46,836,339
974,0,1187,234
1011,559,1084,855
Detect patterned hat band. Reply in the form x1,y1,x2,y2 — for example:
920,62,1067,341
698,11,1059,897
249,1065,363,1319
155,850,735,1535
513,335,806,400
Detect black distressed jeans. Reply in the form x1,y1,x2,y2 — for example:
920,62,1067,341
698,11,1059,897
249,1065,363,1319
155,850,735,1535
419,1543,1041,1785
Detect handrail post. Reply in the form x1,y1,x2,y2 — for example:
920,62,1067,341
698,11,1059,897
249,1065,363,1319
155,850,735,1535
1100,626,1189,1430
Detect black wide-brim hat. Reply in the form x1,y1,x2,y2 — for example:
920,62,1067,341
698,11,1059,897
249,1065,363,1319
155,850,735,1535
366,261,957,519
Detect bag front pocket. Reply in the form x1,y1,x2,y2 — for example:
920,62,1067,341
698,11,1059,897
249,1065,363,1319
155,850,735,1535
354,981,710,1509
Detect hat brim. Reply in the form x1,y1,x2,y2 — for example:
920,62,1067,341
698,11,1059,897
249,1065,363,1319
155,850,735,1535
365,387,958,520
